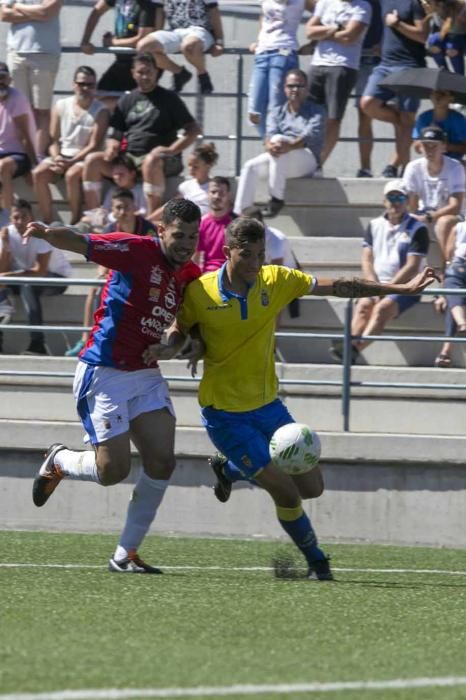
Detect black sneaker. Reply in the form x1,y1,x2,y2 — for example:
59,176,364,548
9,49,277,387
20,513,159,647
307,556,334,581
381,164,398,178
173,66,192,93
22,342,48,355
356,168,372,178
198,71,214,95
32,443,67,507
261,197,285,218
208,453,232,503
108,549,162,574
329,341,360,364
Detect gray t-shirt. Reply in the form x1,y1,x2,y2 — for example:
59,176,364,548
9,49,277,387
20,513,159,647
311,0,371,70
266,100,327,160
7,0,60,55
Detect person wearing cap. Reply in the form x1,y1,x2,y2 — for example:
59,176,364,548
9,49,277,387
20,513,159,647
0,62,36,212
402,124,466,265
412,90,466,162
329,179,429,363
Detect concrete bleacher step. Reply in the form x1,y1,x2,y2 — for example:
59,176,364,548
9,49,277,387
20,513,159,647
1,357,465,435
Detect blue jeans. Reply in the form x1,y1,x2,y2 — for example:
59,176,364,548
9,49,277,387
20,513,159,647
248,50,299,138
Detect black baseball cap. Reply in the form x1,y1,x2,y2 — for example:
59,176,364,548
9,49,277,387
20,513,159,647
420,126,447,142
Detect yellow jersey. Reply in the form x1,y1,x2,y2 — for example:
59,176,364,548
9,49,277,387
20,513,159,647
178,264,315,412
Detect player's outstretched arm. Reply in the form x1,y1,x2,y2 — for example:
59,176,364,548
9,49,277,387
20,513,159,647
23,222,88,256
313,267,440,298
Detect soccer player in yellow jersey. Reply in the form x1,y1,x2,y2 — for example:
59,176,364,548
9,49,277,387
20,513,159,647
145,217,438,580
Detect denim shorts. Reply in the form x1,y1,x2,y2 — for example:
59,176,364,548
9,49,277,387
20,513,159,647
363,63,420,113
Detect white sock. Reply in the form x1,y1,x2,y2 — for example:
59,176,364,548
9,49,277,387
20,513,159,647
55,449,101,483
115,471,169,558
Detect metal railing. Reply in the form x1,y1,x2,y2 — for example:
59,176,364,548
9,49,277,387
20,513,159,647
1,277,465,432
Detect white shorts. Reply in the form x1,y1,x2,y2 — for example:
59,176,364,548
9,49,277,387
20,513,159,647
73,361,175,445
7,51,60,110
150,26,214,54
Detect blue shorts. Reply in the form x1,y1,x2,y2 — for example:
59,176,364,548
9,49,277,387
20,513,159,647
363,63,420,113
0,151,31,177
386,293,420,314
201,399,295,479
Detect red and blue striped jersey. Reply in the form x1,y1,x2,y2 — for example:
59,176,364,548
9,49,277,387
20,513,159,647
80,232,200,371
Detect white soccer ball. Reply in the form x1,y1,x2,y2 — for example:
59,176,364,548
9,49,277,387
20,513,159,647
269,423,321,475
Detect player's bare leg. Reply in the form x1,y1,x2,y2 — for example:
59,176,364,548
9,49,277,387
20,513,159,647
109,408,176,574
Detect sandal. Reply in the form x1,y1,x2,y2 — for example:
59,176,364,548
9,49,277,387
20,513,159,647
434,353,452,368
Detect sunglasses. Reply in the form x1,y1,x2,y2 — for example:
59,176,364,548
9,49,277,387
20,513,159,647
75,81,96,87
386,193,407,203
285,83,306,89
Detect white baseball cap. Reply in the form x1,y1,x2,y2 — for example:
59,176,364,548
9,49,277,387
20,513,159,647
383,179,407,197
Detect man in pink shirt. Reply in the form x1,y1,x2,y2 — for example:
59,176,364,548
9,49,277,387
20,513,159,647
194,176,233,272
0,62,36,211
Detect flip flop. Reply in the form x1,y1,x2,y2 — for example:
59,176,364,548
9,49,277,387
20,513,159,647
434,353,452,368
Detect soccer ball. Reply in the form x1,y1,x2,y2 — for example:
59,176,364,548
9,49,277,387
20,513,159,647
269,423,321,475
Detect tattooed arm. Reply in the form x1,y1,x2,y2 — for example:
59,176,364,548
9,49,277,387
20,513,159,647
312,267,439,298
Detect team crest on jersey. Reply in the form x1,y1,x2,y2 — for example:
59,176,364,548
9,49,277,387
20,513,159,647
148,287,161,302
150,266,163,285
261,291,269,306
240,454,252,468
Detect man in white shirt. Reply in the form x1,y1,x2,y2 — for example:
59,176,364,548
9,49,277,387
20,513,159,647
305,0,371,164
403,125,466,267
330,179,429,363
0,198,72,354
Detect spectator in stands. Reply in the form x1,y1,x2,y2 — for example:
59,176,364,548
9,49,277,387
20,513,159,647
433,218,466,367
66,187,157,358
234,69,325,218
81,52,200,220
148,142,219,223
194,176,233,272
247,0,314,138
80,0,157,103
403,125,465,265
360,0,428,178
0,62,36,213
0,198,72,355
82,155,147,231
412,90,466,162
329,180,429,364
425,0,466,74
305,0,372,165
354,0,383,177
32,67,109,225
1,0,62,159
137,0,225,95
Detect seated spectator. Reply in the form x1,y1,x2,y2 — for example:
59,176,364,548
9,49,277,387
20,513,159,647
151,141,219,222
425,0,466,74
1,0,61,158
0,62,36,212
305,0,372,164
329,180,429,364
403,125,466,265
66,188,156,357
433,218,466,367
233,69,325,218
241,205,298,267
412,90,466,162
82,154,147,230
0,198,72,355
138,0,225,95
247,0,314,138
81,53,200,220
80,0,157,105
360,0,428,178
193,176,233,272
32,66,109,225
